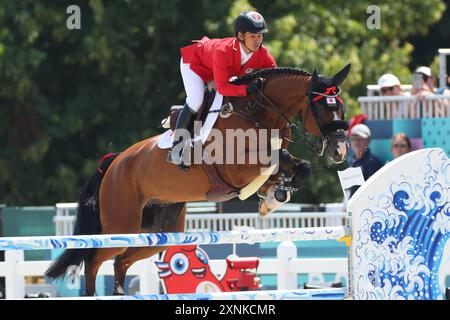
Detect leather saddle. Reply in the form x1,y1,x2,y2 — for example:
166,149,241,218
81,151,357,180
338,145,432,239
162,86,217,132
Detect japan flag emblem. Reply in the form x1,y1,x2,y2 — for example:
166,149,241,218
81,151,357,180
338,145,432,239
251,12,263,21
326,97,337,105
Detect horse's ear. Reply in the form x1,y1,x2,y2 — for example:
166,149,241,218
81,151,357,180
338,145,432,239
311,68,320,89
332,63,351,85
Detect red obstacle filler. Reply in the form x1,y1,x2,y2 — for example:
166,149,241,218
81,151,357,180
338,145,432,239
225,257,261,291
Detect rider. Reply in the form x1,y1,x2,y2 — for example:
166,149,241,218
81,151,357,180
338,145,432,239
168,11,278,170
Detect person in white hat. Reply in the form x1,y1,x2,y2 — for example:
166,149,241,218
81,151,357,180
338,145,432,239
412,66,436,100
376,74,410,117
377,73,403,96
413,66,450,101
348,123,383,197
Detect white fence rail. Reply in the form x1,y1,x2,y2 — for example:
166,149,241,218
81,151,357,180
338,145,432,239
358,94,450,120
185,212,345,232
0,250,159,299
55,202,346,236
0,242,348,299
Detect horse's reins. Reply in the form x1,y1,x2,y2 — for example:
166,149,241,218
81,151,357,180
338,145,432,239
245,80,347,157
215,75,348,157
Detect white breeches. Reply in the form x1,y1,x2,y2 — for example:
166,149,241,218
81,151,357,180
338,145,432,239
180,58,205,113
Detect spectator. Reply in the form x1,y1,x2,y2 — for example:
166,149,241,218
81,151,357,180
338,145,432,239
377,73,404,96
412,66,450,100
390,133,412,160
377,74,411,117
348,124,383,197
348,114,368,134
346,114,368,166
412,66,450,116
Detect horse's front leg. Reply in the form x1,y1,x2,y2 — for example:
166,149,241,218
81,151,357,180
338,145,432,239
274,149,312,201
291,158,311,189
257,150,312,216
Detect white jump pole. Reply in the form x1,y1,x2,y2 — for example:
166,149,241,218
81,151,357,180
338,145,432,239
0,226,348,251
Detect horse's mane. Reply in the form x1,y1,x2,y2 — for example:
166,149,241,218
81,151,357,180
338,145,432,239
231,67,311,85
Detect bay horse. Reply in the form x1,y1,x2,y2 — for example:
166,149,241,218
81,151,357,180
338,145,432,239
45,64,351,296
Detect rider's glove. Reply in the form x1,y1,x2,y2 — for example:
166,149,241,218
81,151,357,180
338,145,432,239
246,78,264,95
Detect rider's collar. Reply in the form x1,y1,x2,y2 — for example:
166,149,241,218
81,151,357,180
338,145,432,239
236,36,262,53
239,42,254,63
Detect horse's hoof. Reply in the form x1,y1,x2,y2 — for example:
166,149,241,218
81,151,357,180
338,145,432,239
112,288,124,296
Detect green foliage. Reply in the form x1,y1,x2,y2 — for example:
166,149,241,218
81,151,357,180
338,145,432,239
250,0,445,203
0,0,446,205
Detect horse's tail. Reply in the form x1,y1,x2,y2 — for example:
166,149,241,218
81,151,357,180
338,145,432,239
45,152,120,280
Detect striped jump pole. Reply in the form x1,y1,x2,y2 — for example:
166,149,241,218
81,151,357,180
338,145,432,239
0,226,348,251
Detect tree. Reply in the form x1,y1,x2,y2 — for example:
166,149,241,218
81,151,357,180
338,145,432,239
408,3,450,79
0,0,446,205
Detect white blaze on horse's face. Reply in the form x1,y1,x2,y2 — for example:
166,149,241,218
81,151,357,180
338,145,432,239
333,111,340,121
336,139,349,161
326,131,349,164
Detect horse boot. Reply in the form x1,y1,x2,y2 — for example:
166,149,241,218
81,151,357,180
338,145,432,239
274,188,289,203
292,160,311,188
167,104,197,170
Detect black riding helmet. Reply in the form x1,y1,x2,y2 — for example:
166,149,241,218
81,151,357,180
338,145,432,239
234,11,268,34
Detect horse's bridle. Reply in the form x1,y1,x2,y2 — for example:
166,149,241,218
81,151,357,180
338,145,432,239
303,83,349,156
227,78,348,157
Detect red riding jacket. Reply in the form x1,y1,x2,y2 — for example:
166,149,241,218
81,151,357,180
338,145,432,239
180,37,277,97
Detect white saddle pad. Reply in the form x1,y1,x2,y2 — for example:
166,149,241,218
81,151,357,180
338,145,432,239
157,93,223,149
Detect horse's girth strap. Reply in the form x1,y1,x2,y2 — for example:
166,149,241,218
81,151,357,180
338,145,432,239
201,164,239,202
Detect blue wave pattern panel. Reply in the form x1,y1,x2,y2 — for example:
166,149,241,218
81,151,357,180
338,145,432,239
354,149,449,300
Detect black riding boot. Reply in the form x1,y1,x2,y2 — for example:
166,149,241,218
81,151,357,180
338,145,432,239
167,104,197,170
